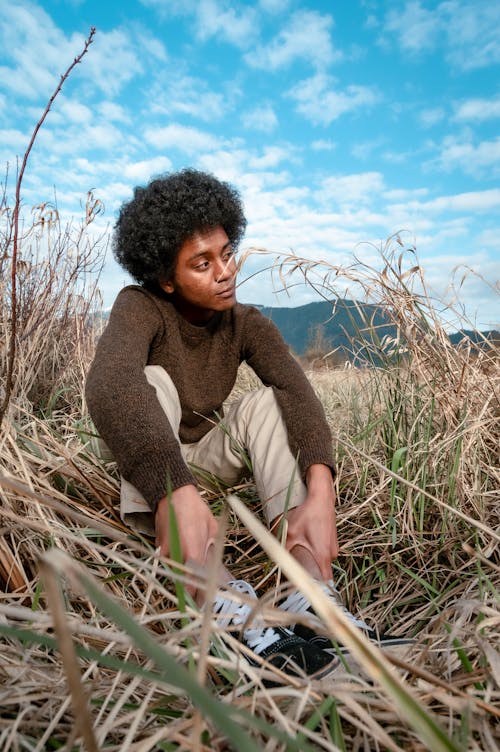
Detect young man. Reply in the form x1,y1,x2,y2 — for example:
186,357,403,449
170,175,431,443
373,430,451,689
86,169,405,682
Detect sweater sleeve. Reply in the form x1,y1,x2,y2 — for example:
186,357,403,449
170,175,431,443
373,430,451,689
85,287,196,512
241,306,335,479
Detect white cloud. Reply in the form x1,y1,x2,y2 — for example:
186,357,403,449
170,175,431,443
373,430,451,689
0,3,81,100
144,123,221,153
445,1,500,70
311,140,336,151
242,104,278,133
288,74,378,125
246,10,339,70
318,173,386,207
428,136,500,178
419,107,445,128
383,1,500,70
384,1,439,54
139,0,258,46
195,149,251,183
194,0,258,47
75,123,126,152
21,153,173,205
24,120,128,162
194,149,293,185
0,128,29,152
97,101,131,124
382,149,415,164
0,1,174,111
79,29,142,97
123,157,173,182
477,227,500,248
93,181,133,212
248,146,291,169
0,4,144,102
149,74,228,122
351,139,384,160
419,254,500,329
259,0,290,12
364,14,379,31
59,97,93,125
136,29,168,62
73,157,105,177
390,188,500,214
454,97,500,122
383,187,429,201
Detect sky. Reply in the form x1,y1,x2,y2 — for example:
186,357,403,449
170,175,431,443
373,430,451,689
1,0,499,329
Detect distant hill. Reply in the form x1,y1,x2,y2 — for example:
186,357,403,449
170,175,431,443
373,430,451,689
254,299,499,362
255,299,393,360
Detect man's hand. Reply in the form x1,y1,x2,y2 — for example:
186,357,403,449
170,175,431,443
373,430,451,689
284,464,338,580
155,484,219,567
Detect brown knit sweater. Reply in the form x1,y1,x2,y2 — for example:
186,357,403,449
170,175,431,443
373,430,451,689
85,285,334,511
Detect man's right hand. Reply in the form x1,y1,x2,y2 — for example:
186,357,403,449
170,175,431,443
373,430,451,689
155,484,219,567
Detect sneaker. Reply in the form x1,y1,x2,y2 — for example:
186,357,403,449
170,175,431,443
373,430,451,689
279,580,415,656
212,580,338,680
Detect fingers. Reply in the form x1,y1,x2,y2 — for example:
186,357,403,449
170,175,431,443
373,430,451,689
285,501,338,578
155,487,219,568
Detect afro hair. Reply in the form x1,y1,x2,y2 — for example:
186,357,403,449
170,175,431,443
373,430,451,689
113,168,247,288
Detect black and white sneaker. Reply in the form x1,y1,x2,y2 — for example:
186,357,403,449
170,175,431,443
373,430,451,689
212,580,339,681
279,580,415,656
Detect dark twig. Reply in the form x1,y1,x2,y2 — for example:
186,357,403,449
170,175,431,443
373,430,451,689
0,27,96,429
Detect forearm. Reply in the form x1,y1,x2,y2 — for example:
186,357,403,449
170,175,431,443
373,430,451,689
285,463,339,579
305,463,336,500
155,484,219,564
155,484,229,602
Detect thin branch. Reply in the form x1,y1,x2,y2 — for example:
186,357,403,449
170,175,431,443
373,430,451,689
0,27,96,429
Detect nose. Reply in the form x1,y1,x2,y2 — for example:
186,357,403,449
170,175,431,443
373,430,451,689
215,255,235,283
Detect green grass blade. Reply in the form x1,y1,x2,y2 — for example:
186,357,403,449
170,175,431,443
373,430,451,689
40,549,317,752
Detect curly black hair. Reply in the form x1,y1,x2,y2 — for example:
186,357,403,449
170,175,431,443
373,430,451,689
113,168,247,288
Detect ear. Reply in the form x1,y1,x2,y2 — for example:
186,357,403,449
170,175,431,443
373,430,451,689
159,278,175,294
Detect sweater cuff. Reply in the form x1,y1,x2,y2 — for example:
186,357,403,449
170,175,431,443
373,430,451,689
296,440,336,480
126,452,197,514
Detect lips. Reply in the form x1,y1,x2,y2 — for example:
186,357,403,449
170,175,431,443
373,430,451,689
216,286,235,298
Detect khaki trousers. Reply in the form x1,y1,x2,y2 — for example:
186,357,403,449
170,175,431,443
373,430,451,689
120,365,307,535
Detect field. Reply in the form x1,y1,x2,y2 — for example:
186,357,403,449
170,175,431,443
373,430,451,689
0,193,499,752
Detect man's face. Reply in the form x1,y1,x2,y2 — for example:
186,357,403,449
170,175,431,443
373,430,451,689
160,226,237,324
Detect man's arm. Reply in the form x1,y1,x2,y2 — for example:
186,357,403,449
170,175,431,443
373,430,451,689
85,287,196,512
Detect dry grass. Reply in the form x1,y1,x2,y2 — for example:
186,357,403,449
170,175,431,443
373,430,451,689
0,217,499,750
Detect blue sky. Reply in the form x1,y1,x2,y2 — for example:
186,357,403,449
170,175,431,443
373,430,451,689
1,0,499,328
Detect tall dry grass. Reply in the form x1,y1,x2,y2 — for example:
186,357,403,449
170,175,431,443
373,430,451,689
0,214,499,751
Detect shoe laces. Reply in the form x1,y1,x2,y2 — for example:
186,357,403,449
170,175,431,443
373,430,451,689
281,580,370,631
213,580,284,656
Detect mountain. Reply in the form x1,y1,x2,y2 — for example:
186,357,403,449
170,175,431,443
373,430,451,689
256,299,395,360
254,299,499,361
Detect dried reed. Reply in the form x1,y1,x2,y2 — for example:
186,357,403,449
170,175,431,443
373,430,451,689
0,227,498,750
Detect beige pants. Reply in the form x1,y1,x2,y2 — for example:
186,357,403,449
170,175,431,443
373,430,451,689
120,365,307,535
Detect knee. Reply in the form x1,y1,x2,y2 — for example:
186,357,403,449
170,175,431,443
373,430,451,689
243,386,278,413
